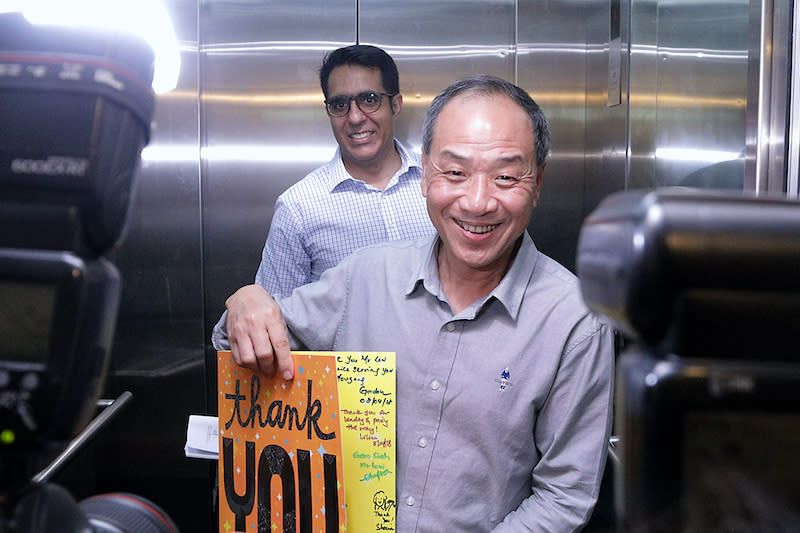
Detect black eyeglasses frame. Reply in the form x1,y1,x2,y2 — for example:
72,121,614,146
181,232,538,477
324,91,396,118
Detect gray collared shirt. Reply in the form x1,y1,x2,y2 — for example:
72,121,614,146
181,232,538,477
277,232,614,532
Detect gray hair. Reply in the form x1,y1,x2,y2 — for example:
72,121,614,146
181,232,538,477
421,75,550,168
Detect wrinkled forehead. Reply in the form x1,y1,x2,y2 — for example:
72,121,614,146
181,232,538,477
431,94,536,163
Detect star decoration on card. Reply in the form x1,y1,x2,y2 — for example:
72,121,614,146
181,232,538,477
317,444,327,456
297,365,304,375
223,520,231,532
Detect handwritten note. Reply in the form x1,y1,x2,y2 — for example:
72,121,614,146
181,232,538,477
330,352,397,533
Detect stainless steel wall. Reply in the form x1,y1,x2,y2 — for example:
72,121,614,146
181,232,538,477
627,0,793,193
629,0,750,190
64,1,794,531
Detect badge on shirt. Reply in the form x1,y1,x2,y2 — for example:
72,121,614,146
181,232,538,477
496,367,512,391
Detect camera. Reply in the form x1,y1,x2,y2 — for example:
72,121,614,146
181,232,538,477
0,11,178,533
577,188,800,531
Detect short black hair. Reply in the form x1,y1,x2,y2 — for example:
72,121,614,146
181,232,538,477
319,45,400,99
422,76,550,168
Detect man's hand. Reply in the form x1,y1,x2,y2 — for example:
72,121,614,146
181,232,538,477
225,284,294,380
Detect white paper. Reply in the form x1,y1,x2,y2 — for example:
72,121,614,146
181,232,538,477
184,414,219,460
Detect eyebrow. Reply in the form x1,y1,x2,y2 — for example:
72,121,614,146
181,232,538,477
329,89,380,98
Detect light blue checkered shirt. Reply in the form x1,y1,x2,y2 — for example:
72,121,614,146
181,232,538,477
254,139,435,297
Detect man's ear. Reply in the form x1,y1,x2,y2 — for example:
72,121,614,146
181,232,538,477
532,163,545,207
391,93,403,115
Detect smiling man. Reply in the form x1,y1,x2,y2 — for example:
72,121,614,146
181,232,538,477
220,76,614,532
212,45,434,349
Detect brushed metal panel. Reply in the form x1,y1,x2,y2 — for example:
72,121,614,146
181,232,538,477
629,0,659,189
585,0,629,202
630,0,750,191
200,0,355,339
765,0,791,193
360,0,515,152
654,0,748,189
788,0,800,198
746,0,791,193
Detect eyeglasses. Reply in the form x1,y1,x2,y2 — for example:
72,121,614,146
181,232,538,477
324,91,395,117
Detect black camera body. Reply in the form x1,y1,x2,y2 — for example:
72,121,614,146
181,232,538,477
0,11,178,533
578,188,800,531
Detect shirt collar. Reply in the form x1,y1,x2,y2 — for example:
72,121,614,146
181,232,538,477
406,232,539,321
328,139,421,193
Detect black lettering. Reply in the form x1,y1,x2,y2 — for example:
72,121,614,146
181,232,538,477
324,453,339,532
248,376,262,428
259,444,296,533
297,449,311,533
223,380,247,430
222,437,255,532
306,380,336,441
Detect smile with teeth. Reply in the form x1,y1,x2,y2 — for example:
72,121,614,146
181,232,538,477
350,131,372,139
457,220,497,234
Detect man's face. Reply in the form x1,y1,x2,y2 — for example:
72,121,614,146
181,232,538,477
326,64,400,170
422,93,543,277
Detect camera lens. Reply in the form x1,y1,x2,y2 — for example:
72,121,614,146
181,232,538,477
79,493,179,533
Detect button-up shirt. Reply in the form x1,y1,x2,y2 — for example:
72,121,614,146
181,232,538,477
255,139,434,296
278,232,615,532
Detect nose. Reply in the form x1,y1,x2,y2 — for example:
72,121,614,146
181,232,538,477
462,176,497,215
347,100,367,123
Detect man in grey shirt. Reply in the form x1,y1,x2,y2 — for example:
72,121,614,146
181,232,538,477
217,76,614,532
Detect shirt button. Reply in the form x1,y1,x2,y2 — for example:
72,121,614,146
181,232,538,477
430,380,440,391
446,323,455,332
406,496,416,507
418,437,428,448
